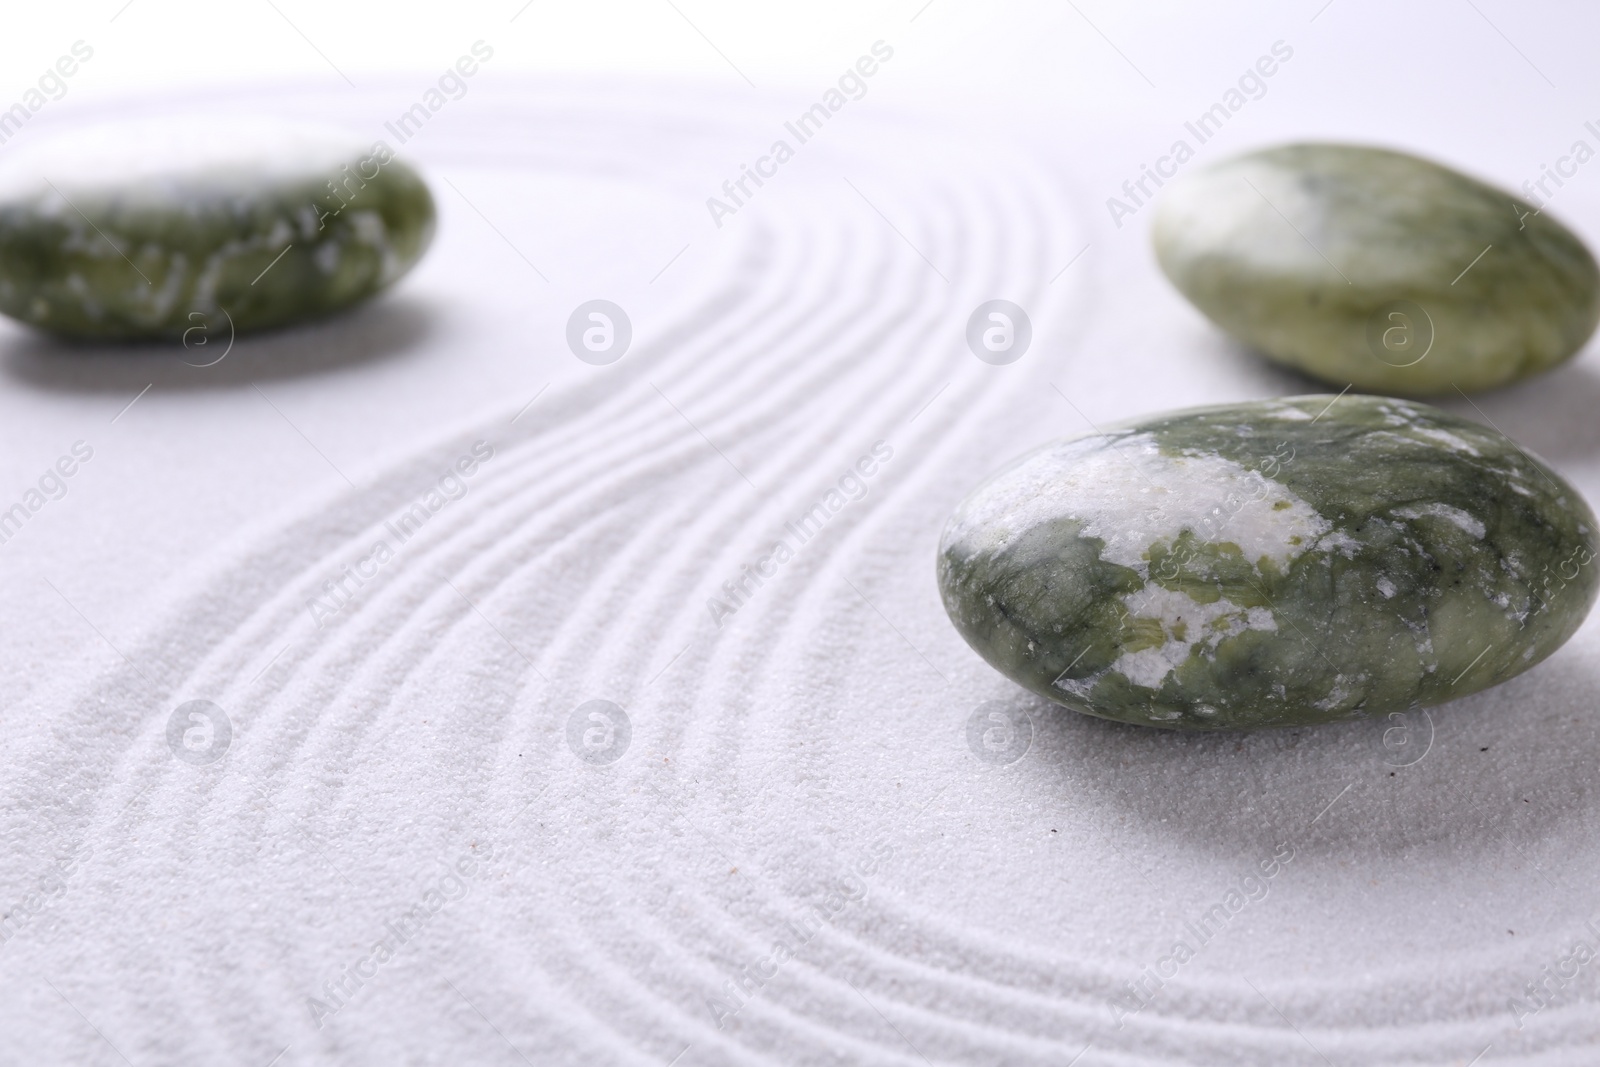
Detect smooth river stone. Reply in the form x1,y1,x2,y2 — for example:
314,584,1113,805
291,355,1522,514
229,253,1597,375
937,395,1598,730
0,118,435,340
1153,143,1600,396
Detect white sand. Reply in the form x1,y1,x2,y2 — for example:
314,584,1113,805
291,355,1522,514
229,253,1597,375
0,76,1598,1066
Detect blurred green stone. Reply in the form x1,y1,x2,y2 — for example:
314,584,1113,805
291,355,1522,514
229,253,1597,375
1154,143,1600,395
0,118,435,340
938,395,1598,730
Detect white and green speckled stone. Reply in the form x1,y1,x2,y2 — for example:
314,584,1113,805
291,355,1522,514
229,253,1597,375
1153,144,1600,396
0,118,435,340
938,395,1598,730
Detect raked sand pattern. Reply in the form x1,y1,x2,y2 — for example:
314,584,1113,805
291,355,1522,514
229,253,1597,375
2,79,1600,1066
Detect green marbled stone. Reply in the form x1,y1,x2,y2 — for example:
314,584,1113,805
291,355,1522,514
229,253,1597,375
1153,143,1600,396
0,118,435,340
938,395,1598,730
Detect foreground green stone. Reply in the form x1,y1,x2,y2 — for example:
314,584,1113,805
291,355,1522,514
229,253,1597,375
938,395,1598,730
0,118,435,340
1153,144,1600,396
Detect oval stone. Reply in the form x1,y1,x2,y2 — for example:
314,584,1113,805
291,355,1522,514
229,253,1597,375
0,118,435,340
1152,143,1600,395
937,395,1598,730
